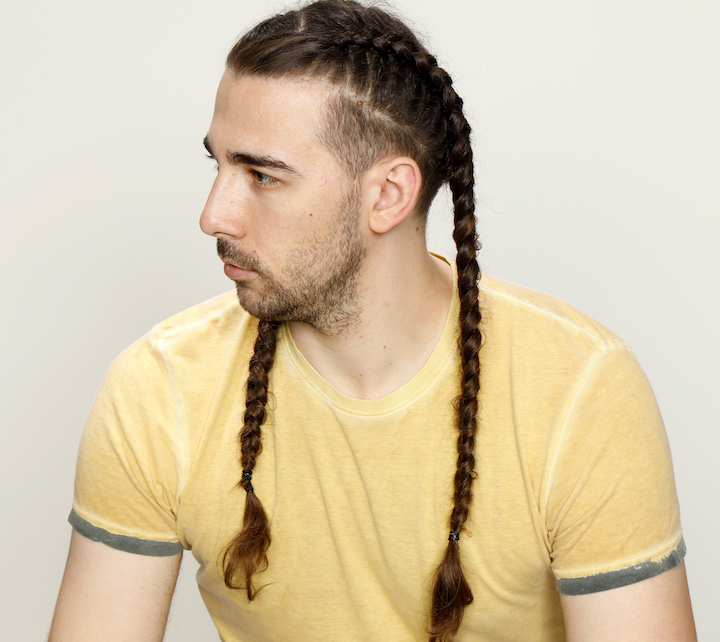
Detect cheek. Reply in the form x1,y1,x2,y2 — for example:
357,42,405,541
255,178,346,258
265,195,329,239
250,203,310,264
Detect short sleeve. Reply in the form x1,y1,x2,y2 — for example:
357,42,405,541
546,342,684,594
71,332,184,556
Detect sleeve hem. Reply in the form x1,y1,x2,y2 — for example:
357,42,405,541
69,509,183,557
555,538,686,595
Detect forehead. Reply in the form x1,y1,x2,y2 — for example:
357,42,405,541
208,72,337,167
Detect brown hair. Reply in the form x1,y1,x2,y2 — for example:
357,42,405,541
221,2,481,639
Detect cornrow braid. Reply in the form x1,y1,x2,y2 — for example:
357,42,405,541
223,319,280,599
329,30,454,207
222,2,482,639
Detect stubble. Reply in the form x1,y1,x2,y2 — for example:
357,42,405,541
216,185,366,335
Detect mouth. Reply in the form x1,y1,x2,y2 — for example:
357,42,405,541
216,239,264,281
222,260,257,280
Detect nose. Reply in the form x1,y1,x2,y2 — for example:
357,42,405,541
200,173,247,240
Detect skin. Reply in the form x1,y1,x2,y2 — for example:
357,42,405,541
50,72,697,639
49,530,181,642
560,562,696,641
201,72,453,399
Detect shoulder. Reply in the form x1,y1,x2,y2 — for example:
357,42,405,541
150,290,252,345
479,274,626,352
477,274,646,426
105,290,258,387
82,291,258,478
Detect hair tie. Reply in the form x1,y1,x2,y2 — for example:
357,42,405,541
242,470,253,493
449,531,460,541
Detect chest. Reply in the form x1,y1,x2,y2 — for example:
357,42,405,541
175,374,564,641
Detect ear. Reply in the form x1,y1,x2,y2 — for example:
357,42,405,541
362,156,422,234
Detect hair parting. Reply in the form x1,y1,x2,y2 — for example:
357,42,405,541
222,2,482,638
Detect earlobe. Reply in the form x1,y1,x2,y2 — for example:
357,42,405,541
366,157,422,234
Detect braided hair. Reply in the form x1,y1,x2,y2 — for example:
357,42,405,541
222,2,481,639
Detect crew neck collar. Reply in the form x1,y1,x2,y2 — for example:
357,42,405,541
279,254,459,416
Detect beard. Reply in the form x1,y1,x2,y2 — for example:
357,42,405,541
216,185,367,335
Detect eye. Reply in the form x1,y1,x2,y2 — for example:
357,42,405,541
251,170,280,186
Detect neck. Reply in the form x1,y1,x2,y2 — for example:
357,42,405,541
289,243,453,400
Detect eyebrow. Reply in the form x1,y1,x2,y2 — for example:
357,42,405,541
203,136,301,177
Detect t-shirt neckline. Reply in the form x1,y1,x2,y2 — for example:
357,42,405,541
279,253,459,416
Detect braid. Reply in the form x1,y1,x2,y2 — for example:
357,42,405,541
223,3,482,638
430,78,481,642
222,319,280,599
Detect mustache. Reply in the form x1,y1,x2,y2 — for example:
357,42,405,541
216,239,266,274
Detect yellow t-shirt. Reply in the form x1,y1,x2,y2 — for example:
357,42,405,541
71,267,684,641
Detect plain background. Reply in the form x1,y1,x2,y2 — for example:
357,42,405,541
1,0,718,639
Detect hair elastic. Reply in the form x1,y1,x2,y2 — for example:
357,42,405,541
242,470,253,493
449,531,460,541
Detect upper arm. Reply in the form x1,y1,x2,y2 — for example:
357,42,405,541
50,529,182,642
560,562,696,642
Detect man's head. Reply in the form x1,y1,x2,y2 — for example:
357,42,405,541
223,0,459,215
202,0,473,332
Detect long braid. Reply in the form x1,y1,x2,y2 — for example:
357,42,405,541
223,319,280,599
430,80,481,642
222,3,482,638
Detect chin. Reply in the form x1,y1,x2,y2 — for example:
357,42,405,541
234,282,292,322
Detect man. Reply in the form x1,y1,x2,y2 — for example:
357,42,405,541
49,1,695,640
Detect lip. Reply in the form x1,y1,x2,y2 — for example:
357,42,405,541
223,261,257,280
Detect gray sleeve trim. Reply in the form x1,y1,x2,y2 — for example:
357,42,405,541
69,509,183,557
556,538,686,595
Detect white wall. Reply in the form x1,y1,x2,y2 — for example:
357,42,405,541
1,0,717,639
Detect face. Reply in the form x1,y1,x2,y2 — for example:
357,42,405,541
201,72,367,334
